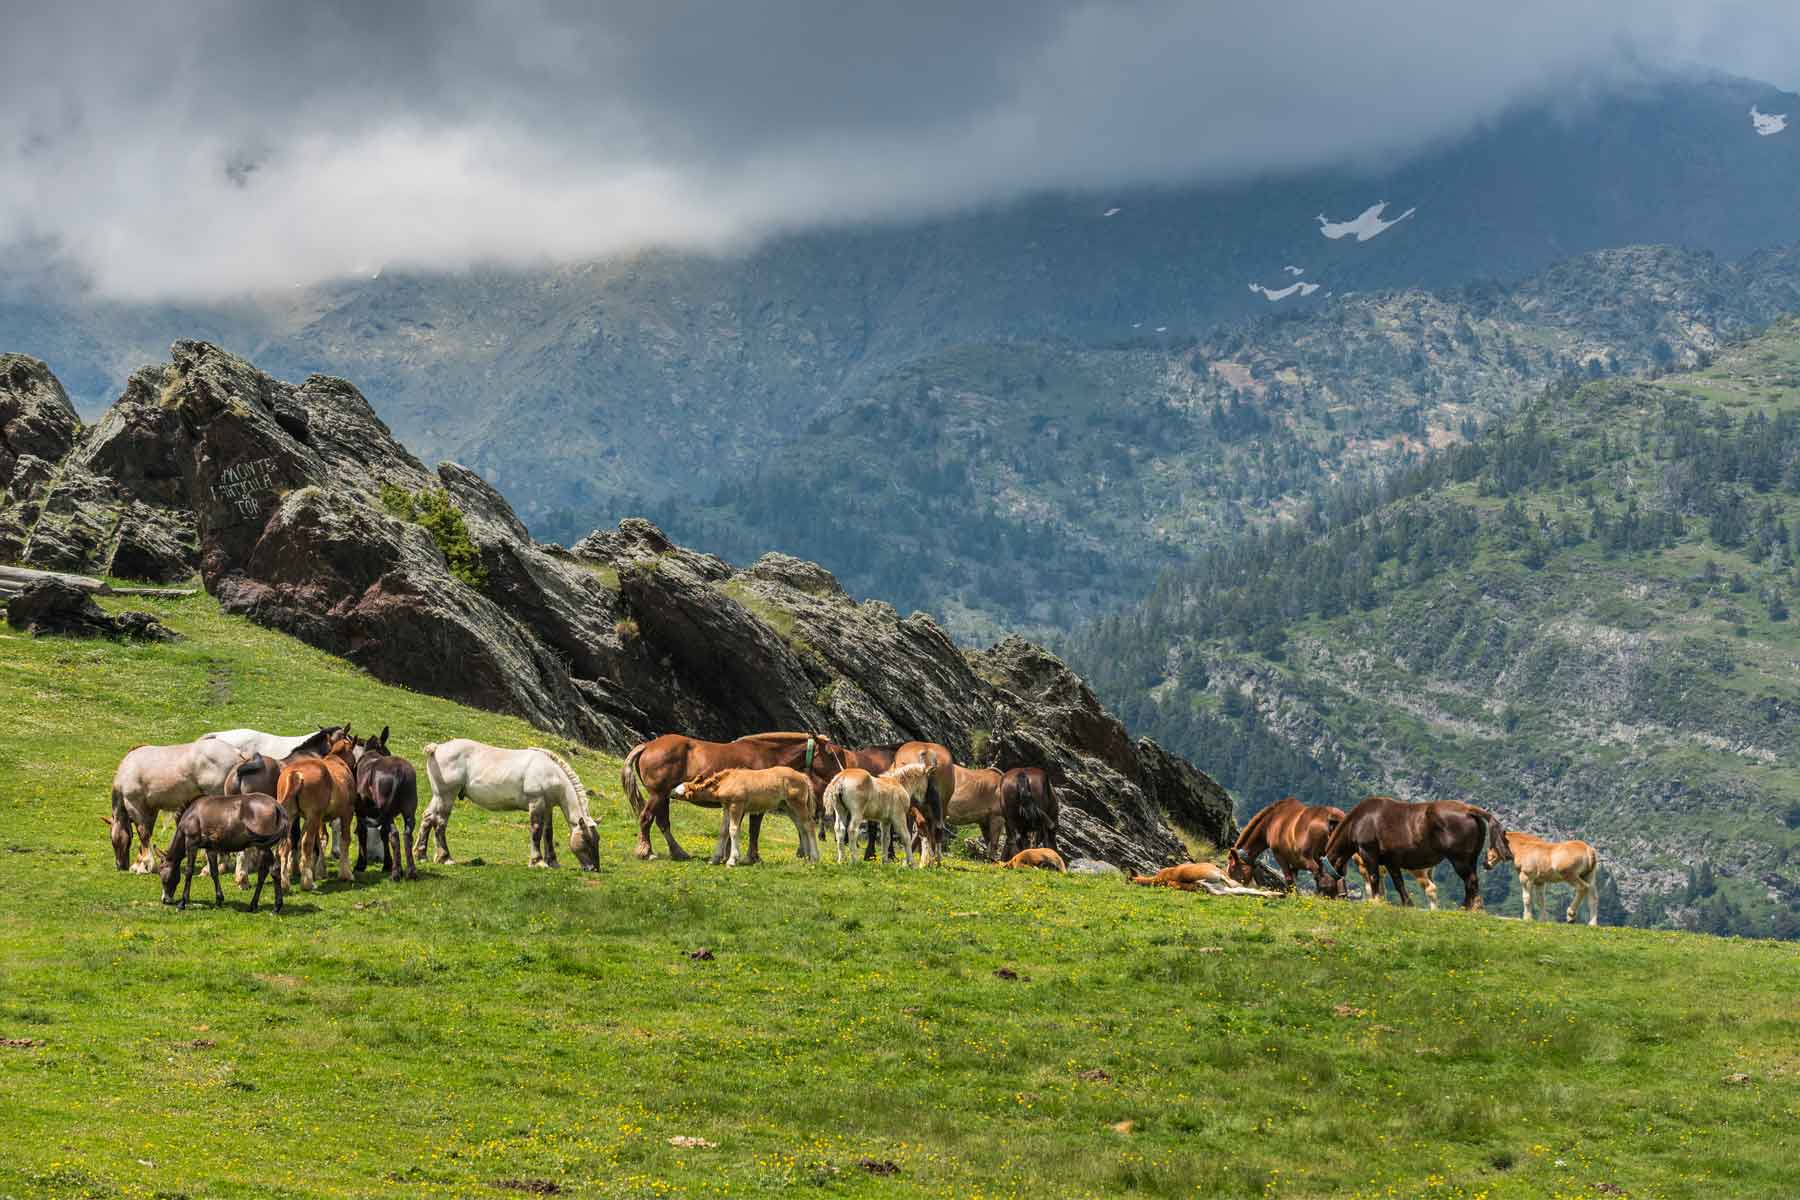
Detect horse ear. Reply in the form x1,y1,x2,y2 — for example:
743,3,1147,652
379,726,390,746
100,815,114,827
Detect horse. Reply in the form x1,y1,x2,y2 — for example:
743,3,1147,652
1131,862,1281,896
1000,767,1059,858
1226,797,1346,896
203,725,344,761
1488,832,1599,925
827,759,935,867
350,726,419,882
916,765,1006,862
416,739,600,870
228,731,340,888
276,737,358,889
1001,847,1067,872
622,732,846,863
106,737,247,872
156,792,291,913
1323,796,1511,910
673,767,819,867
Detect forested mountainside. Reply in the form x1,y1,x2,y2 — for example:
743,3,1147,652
634,244,1800,639
1067,320,1800,938
5,75,1798,641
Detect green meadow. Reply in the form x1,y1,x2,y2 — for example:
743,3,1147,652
1,592,1797,1199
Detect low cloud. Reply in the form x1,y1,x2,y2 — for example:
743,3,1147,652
3,0,1797,300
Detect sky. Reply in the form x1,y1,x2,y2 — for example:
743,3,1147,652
3,0,1799,301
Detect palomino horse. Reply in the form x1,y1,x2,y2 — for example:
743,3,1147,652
1001,847,1067,872
828,759,935,867
1227,797,1346,896
107,737,247,872
350,727,419,882
1131,863,1281,896
917,765,1006,862
416,739,600,870
277,737,358,889
1000,768,1059,858
673,767,819,867
1323,796,1511,910
1488,832,1600,925
157,792,291,913
840,741,956,860
623,732,846,863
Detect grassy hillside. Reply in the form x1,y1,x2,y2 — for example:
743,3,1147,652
1073,320,1800,938
2,595,1799,1197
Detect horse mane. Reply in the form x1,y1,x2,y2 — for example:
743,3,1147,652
1232,800,1283,852
531,748,591,822
733,731,814,745
882,760,931,788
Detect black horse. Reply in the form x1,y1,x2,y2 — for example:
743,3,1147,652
351,726,419,881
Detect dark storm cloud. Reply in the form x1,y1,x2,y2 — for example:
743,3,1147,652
2,0,1796,299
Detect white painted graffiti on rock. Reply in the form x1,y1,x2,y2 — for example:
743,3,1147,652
210,457,279,516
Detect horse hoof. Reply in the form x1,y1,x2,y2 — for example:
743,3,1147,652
668,847,693,862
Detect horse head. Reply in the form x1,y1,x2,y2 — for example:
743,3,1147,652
1225,848,1254,885
569,817,601,871
1483,832,1512,870
155,848,180,903
102,815,131,870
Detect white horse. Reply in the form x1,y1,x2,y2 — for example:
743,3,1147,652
827,759,934,867
203,725,342,760
106,739,245,872
415,739,601,869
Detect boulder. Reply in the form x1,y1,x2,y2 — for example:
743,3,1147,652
0,354,80,493
5,578,174,641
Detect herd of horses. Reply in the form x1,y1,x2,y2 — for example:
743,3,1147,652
104,726,1602,925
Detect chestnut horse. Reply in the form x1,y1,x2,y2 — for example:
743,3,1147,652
276,737,358,889
1488,831,1600,925
918,765,1006,862
1001,767,1059,858
1131,862,1280,896
623,732,847,863
1227,797,1346,896
1323,796,1511,910
1001,847,1067,872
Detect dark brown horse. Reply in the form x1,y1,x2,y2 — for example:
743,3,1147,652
1322,796,1512,910
1000,767,1059,859
351,726,419,881
157,792,291,912
623,732,848,863
1226,797,1346,896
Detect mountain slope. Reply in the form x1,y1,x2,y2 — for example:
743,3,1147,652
1069,320,1800,937
7,73,1799,556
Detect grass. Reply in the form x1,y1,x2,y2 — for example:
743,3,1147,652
1,594,1799,1198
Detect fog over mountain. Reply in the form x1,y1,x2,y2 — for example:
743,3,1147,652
4,1,1800,299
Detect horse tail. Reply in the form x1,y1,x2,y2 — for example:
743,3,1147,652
824,772,849,823
622,744,648,819
1468,805,1512,862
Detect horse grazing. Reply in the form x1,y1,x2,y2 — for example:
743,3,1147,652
1488,832,1599,925
276,737,358,889
417,739,600,870
350,726,419,882
203,725,342,761
1227,797,1346,896
1323,796,1511,910
623,732,845,863
1000,768,1059,858
106,737,246,872
1131,862,1281,897
1001,847,1067,872
673,767,819,866
827,759,935,867
919,765,1006,862
157,792,291,913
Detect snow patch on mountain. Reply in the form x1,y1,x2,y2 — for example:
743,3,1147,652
1283,265,1305,276
1249,280,1321,301
1751,106,1789,136
1103,206,1122,217
1317,201,1416,241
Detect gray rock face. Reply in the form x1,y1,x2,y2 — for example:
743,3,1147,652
3,342,1235,868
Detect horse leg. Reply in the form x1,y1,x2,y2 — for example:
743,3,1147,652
131,810,158,874
179,849,198,909
336,815,353,882
543,804,560,868
250,851,269,913
527,803,547,867
354,813,368,873
1356,855,1383,903
744,811,763,866
654,794,691,861
300,816,319,891
400,813,417,880
1414,869,1440,911
235,842,252,889
727,809,745,867
207,850,225,907
1456,860,1481,911
272,852,286,914
1387,864,1413,907
899,819,916,869
834,810,849,864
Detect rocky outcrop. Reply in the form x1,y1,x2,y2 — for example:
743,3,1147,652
6,577,174,641
1,342,1235,868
